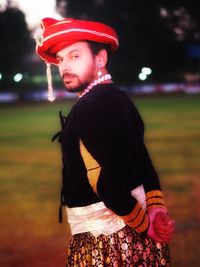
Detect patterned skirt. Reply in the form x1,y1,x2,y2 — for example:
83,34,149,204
66,225,170,267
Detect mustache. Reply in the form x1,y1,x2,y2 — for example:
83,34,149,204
62,71,77,80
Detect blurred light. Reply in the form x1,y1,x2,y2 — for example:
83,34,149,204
160,7,168,17
139,73,147,81
14,73,23,82
141,67,152,75
0,73,2,80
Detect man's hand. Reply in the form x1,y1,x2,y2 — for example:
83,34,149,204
153,211,175,243
147,208,175,243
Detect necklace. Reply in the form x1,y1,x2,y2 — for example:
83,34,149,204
79,74,112,98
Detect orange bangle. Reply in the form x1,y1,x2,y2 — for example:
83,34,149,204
146,190,167,210
120,203,149,233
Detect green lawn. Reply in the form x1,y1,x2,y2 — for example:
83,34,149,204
0,94,200,267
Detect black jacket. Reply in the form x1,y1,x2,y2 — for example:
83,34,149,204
55,83,166,233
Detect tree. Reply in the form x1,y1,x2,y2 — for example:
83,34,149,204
56,0,200,84
0,1,31,88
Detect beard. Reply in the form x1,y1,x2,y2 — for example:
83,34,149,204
62,70,95,93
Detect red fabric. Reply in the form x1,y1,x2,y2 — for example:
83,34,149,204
147,208,175,243
35,17,119,64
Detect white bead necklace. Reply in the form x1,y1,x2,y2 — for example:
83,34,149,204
79,74,112,98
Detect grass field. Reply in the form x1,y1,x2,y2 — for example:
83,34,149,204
0,94,200,267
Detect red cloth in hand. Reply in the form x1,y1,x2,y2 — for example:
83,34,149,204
147,208,175,243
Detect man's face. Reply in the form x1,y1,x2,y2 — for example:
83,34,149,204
56,41,97,93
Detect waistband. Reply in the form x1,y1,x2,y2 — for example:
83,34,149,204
67,201,125,237
66,184,146,237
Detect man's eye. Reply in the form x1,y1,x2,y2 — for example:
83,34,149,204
71,55,79,60
57,58,62,64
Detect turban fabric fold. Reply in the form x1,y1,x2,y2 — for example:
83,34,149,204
35,17,119,65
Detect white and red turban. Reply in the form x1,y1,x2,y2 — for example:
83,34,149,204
35,17,119,65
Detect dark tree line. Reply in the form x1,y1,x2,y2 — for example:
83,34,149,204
0,1,31,89
56,0,200,84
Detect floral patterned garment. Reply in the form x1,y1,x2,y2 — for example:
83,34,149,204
66,225,170,267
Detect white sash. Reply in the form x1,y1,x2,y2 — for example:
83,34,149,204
67,184,146,238
67,201,125,237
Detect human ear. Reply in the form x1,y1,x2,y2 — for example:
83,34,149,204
96,49,108,68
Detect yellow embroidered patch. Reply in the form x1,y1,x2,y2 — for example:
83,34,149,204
79,139,101,193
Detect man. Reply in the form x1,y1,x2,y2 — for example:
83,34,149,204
35,17,175,266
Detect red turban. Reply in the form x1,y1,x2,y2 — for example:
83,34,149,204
35,17,119,65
